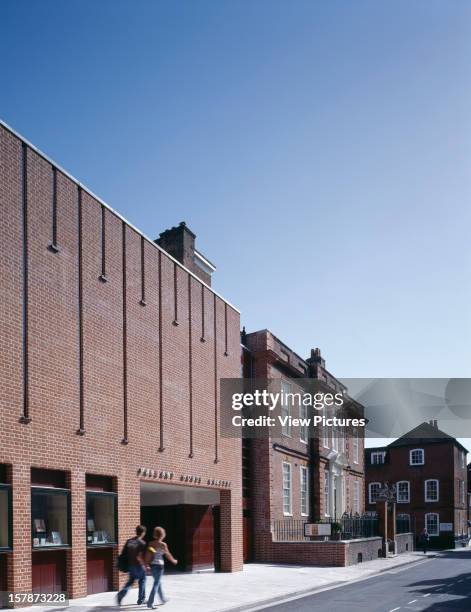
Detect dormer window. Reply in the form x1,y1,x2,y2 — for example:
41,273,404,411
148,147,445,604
371,451,386,465
410,449,424,466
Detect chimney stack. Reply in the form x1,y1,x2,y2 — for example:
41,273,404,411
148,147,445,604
156,222,216,286
306,347,326,376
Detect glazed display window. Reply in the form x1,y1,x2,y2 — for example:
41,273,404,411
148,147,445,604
0,484,12,550
31,488,70,549
86,492,117,546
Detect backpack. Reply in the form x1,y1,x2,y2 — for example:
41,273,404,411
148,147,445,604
117,539,131,573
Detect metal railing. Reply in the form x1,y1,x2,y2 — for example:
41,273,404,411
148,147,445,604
271,519,307,541
271,515,379,542
338,515,378,539
396,517,412,534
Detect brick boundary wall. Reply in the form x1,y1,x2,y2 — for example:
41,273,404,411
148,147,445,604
345,537,383,565
255,529,386,567
257,531,415,567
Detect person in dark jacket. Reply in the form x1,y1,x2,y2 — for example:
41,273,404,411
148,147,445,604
117,525,148,605
419,528,430,554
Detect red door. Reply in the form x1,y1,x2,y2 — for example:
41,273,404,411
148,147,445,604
87,548,113,594
0,554,7,607
141,505,216,571
185,505,214,570
32,551,65,594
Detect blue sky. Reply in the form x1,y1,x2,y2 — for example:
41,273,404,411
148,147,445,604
1,0,470,379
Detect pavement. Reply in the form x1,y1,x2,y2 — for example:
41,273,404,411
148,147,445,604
11,551,440,612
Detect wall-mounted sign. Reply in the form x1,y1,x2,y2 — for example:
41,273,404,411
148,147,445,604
440,523,453,532
304,523,331,537
137,467,231,488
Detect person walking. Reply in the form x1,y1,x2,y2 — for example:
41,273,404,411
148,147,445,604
117,525,148,605
419,528,430,554
145,527,178,609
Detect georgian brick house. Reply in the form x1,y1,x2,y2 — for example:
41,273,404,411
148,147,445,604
365,421,468,549
241,329,367,565
0,121,242,602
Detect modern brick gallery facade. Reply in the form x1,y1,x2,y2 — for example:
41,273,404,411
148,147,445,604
0,121,243,601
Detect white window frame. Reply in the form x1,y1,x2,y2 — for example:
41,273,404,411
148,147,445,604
322,407,329,448
299,403,308,444
332,426,338,452
460,480,465,504
353,480,360,514
300,466,309,516
424,479,439,502
397,480,410,503
324,471,330,517
282,462,292,516
425,512,439,536
371,451,386,465
410,449,424,466
462,452,466,469
281,381,292,437
368,482,381,505
353,428,359,464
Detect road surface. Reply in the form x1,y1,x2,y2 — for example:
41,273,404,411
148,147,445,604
261,549,471,612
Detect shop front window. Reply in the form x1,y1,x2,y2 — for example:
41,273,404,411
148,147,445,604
86,492,117,546
32,488,70,548
0,484,12,550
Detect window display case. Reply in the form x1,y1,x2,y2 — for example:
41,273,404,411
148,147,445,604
86,492,117,546
31,488,70,549
0,484,12,551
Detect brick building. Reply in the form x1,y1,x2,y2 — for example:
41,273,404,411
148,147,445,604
0,121,243,602
365,421,468,549
241,329,370,566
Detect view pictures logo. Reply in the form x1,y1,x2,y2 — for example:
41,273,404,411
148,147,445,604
231,389,344,411
219,378,368,438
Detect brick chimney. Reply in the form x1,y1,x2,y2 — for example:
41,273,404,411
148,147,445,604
306,347,326,377
308,348,325,368
156,222,216,286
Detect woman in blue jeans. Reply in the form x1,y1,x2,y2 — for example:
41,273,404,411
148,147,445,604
145,526,178,609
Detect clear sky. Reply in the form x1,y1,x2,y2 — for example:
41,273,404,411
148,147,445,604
1,0,470,379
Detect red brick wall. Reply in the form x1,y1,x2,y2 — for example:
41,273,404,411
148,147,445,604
365,441,468,545
267,541,347,566
244,329,366,565
254,538,384,567
0,123,243,600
